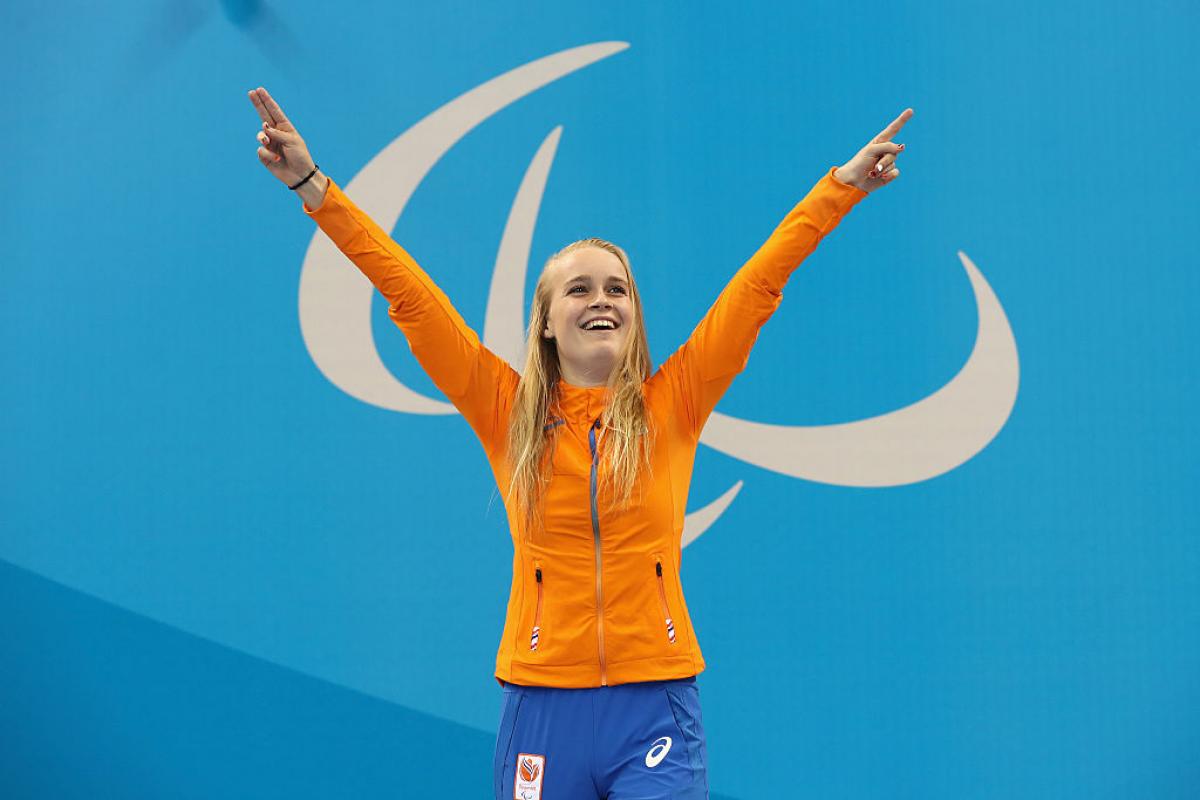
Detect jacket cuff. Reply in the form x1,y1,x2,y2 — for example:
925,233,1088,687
301,177,337,216
825,165,869,205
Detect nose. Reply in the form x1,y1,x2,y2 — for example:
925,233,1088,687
588,292,612,309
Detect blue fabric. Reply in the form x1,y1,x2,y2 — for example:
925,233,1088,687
493,677,709,799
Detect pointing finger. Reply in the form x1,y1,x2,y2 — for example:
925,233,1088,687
871,107,914,144
257,87,292,128
248,87,276,126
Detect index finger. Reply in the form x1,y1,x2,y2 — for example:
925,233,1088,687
248,87,276,126
871,107,914,143
257,87,291,127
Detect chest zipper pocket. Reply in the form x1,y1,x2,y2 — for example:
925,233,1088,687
530,566,544,652
655,558,677,645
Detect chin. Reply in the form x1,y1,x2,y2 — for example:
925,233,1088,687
595,339,625,356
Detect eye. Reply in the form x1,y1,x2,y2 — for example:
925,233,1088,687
567,285,586,294
608,285,627,295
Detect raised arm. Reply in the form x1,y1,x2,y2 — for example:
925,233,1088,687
660,109,913,437
248,87,517,449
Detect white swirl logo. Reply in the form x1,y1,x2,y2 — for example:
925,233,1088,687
645,736,673,768
298,42,1020,544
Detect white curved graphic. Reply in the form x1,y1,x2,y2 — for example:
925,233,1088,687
682,481,744,548
484,126,562,370
298,43,1021,543
700,251,1019,487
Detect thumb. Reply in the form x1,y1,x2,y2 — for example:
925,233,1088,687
262,123,300,148
863,141,904,159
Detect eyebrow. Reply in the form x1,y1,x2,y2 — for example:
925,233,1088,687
565,275,628,285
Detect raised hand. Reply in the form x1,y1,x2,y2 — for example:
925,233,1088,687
247,86,318,189
833,108,913,193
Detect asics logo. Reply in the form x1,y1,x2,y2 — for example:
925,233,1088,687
645,736,672,768
298,43,1020,543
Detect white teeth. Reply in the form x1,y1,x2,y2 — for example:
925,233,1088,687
583,320,616,330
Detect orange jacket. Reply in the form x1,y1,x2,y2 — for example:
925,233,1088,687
305,167,867,687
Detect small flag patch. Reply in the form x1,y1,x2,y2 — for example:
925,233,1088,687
515,753,545,799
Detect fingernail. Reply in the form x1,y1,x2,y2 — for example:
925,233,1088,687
898,143,905,150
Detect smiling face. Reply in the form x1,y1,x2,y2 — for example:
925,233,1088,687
540,245,636,387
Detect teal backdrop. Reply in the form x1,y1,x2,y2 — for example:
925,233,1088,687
2,1,1198,797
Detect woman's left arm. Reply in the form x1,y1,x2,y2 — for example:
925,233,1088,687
660,108,914,437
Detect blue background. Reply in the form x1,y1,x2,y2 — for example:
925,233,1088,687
2,1,1198,797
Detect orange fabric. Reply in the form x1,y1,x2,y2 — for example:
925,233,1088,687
305,167,867,687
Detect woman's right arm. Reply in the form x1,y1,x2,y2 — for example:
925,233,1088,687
248,87,516,446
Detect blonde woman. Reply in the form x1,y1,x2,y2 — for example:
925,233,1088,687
250,86,911,800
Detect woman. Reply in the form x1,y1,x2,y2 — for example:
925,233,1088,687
249,86,910,800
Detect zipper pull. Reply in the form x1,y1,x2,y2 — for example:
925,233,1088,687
654,560,676,644
531,567,544,652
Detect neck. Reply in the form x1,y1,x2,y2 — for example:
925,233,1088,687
559,357,615,388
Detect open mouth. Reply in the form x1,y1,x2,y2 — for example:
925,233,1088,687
581,318,620,331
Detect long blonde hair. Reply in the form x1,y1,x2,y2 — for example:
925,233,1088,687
506,238,654,537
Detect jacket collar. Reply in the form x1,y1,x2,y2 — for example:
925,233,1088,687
552,379,608,426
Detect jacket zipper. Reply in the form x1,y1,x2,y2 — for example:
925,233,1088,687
530,566,543,651
655,559,677,644
589,419,608,685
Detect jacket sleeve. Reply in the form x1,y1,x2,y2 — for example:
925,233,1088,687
303,177,517,453
659,166,869,438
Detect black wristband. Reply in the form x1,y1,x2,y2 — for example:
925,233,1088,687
289,165,319,191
